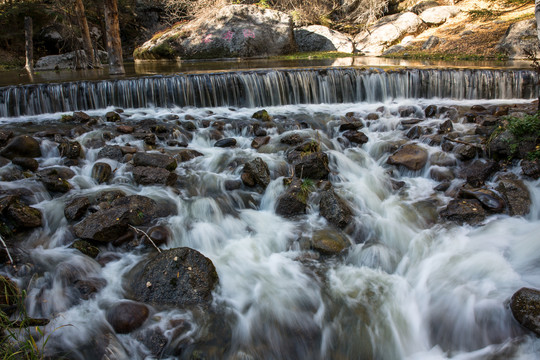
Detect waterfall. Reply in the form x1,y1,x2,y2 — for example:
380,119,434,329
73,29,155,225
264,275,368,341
0,68,536,117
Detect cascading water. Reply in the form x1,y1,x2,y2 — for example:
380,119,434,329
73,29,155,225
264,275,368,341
0,68,537,117
0,67,539,360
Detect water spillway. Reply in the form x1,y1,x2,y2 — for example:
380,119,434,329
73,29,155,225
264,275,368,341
0,68,536,117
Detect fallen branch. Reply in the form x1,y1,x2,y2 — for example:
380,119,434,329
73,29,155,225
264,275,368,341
128,225,162,253
443,136,484,149
0,234,14,265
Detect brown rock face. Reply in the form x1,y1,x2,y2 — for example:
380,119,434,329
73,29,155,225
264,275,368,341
387,144,428,171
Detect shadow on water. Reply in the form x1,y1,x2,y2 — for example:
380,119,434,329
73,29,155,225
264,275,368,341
0,56,534,87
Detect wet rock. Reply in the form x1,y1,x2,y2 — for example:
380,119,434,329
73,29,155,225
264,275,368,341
487,130,514,160
133,152,177,171
74,278,106,300
510,287,540,336
98,145,123,162
430,152,456,167
398,106,416,118
522,159,540,179
91,162,112,184
0,130,13,147
58,141,82,159
3,197,42,229
12,157,39,171
37,167,75,193
182,121,197,131
241,157,270,189
252,110,272,122
147,226,170,247
251,136,270,149
129,247,218,308
458,160,498,187
496,179,531,216
287,142,330,180
459,188,505,213
70,239,100,258
0,167,24,181
280,133,305,146
133,166,177,186
429,167,454,182
0,156,9,167
106,301,149,334
144,133,157,146
73,195,163,242
438,120,453,134
176,149,204,163
64,197,90,221
440,199,486,225
0,135,42,159
275,178,308,217
311,229,350,255
387,144,428,171
453,143,477,161
214,138,237,148
117,125,134,134
343,130,368,145
339,120,364,132
105,111,121,122
406,126,424,139
319,189,353,229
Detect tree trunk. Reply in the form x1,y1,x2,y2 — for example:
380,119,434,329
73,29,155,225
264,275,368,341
104,0,125,75
74,0,96,68
24,16,33,72
536,0,540,111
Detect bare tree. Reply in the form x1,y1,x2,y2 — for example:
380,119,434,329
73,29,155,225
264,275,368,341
104,0,125,75
536,0,540,43
74,0,97,68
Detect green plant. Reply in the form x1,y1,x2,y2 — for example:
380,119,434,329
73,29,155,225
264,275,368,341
489,113,540,160
298,178,315,202
468,9,502,20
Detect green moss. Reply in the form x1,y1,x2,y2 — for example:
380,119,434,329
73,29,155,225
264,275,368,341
383,51,509,61
134,41,177,60
270,51,358,60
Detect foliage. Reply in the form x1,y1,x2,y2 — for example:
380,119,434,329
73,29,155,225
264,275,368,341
468,9,502,20
490,113,540,160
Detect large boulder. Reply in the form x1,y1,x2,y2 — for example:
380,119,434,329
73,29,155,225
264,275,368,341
73,195,165,242
439,198,486,225
294,25,354,53
35,50,106,71
510,287,540,335
275,178,309,217
129,247,218,308
241,157,270,189
0,135,42,159
497,19,540,59
419,6,459,25
354,12,423,56
496,178,531,216
287,142,330,180
387,143,428,171
0,196,42,231
458,160,498,188
134,5,296,60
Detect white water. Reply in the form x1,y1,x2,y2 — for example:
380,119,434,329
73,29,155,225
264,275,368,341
1,98,539,359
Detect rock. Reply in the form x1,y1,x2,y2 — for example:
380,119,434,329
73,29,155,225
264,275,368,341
453,143,477,161
387,144,428,171
459,188,505,213
406,126,424,139
117,125,134,134
105,111,121,122
275,178,308,217
12,157,39,171
343,130,368,145
311,229,350,255
58,141,82,159
419,6,460,25
252,109,272,122
522,159,540,179
98,145,124,162
429,167,454,182
497,179,531,216
440,199,486,225
214,138,237,148
134,5,295,60
425,105,438,118
0,167,24,182
176,149,204,163
422,35,440,50
294,25,354,53
438,120,453,134
510,287,540,335
339,120,364,132
280,133,305,146
0,130,13,147
3,198,42,229
37,167,75,193
458,160,498,187
399,106,416,118
91,162,112,184
72,111,92,123
487,130,515,160
354,12,423,56
34,50,100,70
106,301,149,334
430,152,456,167
133,166,177,186
70,239,100,258
73,195,163,242
411,1,439,15
64,197,90,221
0,135,42,159
133,152,177,171
251,136,270,149
319,189,353,229
129,247,218,308
74,278,106,300
147,226,170,247
287,142,330,180
241,157,270,189
497,19,540,59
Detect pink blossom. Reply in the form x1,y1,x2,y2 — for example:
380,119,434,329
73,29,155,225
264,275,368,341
223,30,235,41
243,29,255,39
202,34,213,44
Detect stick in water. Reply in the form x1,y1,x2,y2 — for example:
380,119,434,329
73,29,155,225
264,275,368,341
128,225,162,253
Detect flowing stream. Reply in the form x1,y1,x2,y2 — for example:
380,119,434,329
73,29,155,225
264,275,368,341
0,67,539,359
